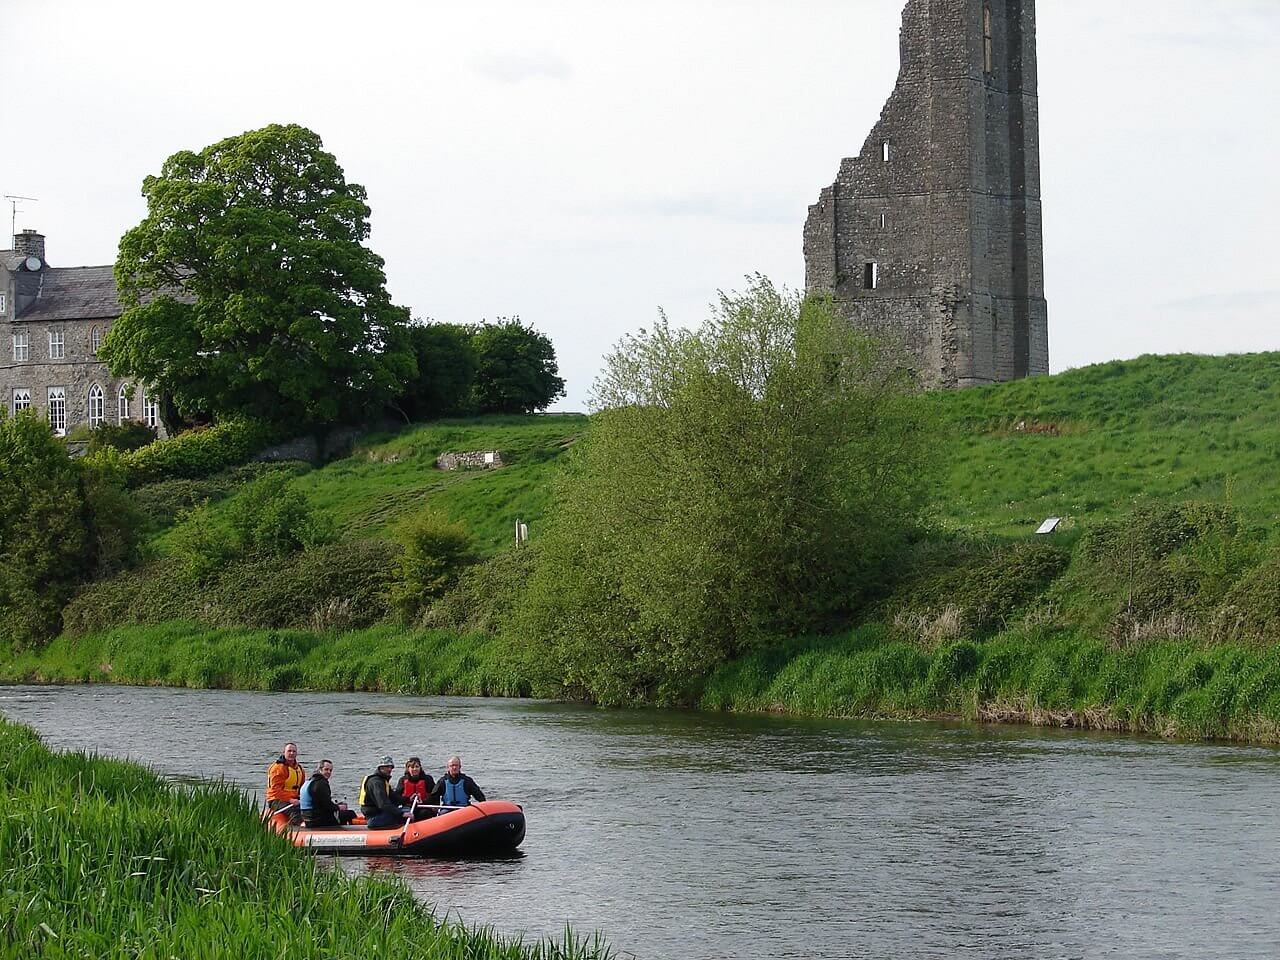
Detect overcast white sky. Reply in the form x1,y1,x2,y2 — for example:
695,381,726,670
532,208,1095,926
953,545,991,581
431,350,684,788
2,1,1277,409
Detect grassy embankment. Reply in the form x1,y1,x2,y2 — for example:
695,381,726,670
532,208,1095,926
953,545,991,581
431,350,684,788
8,354,1280,741
0,717,610,958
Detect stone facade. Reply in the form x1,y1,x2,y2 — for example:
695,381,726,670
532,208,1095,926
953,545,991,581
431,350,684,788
804,0,1049,388
0,230,166,437
436,450,505,471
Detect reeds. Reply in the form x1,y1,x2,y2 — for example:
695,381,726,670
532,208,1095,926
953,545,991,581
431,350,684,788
0,718,611,958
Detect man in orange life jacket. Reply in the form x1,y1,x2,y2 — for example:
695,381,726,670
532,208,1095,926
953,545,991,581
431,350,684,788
428,755,486,808
266,741,306,824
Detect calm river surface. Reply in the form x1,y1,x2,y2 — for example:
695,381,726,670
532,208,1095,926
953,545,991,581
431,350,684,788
3,685,1279,959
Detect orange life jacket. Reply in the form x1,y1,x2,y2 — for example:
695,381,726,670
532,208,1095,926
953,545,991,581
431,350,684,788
266,757,306,802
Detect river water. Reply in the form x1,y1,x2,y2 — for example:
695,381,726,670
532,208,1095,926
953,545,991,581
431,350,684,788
2,684,1278,959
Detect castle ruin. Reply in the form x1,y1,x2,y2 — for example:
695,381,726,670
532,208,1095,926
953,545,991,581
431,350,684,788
804,0,1049,388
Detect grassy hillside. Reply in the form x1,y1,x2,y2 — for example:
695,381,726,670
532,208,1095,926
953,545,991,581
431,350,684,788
145,414,587,558
932,353,1280,536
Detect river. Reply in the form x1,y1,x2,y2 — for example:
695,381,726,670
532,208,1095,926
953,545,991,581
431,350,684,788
2,684,1278,959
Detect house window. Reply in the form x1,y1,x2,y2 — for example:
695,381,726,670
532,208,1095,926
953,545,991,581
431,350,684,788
984,4,994,74
88,384,105,427
865,262,880,290
0,293,7,314
49,330,65,360
91,327,103,354
48,387,67,436
143,390,160,429
12,389,31,414
882,140,891,162
12,332,29,362
118,384,131,422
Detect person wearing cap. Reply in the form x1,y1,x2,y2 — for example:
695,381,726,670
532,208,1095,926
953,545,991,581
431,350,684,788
358,756,402,829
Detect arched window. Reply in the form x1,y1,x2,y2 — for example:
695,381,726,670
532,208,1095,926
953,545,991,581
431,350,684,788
143,389,160,430
88,384,105,427
90,326,103,354
48,387,67,436
12,389,32,413
118,384,131,422
984,4,994,74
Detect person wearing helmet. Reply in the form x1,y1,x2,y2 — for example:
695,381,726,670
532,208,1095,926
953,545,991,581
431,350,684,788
358,756,402,829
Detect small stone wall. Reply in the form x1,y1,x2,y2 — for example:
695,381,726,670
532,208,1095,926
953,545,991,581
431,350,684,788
436,450,504,471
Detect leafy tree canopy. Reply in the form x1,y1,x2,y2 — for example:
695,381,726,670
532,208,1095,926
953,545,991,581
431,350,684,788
472,318,566,414
103,123,415,429
396,322,479,421
516,277,936,704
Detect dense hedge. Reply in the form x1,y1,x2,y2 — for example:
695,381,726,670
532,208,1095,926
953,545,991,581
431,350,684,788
120,418,280,486
62,539,400,635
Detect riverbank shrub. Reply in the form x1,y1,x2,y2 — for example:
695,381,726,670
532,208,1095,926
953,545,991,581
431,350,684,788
0,717,611,958
390,510,473,620
518,279,936,704
886,539,1070,640
61,539,399,635
0,411,88,648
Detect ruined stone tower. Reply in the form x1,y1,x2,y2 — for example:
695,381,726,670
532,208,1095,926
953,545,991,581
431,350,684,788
804,0,1049,388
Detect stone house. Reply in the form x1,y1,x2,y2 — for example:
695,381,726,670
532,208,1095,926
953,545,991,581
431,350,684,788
1,229,165,437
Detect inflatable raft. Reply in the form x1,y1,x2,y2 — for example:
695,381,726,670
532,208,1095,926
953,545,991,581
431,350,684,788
267,801,526,857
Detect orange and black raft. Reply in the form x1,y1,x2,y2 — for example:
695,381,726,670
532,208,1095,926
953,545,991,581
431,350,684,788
267,802,526,857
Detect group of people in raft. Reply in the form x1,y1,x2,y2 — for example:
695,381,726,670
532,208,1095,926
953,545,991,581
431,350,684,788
265,741,487,830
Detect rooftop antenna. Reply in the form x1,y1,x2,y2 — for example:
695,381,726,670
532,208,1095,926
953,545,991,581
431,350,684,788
4,195,38,236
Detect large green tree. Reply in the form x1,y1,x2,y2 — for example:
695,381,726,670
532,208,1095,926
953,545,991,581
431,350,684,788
472,319,565,414
396,322,479,421
103,124,415,430
517,277,936,703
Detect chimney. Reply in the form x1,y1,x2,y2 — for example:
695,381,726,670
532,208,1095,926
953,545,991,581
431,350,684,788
13,229,45,263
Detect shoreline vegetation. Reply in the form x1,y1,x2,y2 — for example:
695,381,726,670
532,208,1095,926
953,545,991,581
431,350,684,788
0,715,612,958
6,620,1280,744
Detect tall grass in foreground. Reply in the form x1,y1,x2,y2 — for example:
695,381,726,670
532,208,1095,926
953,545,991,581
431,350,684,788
0,718,611,959
702,625,1280,742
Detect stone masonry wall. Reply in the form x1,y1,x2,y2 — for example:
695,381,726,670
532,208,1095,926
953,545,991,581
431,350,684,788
804,0,1049,389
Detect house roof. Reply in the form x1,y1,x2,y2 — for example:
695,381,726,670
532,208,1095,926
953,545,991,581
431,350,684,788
14,265,124,322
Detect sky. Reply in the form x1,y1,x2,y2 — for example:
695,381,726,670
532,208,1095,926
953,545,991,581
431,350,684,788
2,0,1277,410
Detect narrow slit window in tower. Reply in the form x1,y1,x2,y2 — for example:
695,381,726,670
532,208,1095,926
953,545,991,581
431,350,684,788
864,262,879,290
878,212,888,230
881,140,891,162
984,4,994,74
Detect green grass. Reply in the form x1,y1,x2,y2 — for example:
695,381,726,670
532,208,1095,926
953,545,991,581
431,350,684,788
701,625,1280,742
1,621,529,698
149,415,585,559
929,353,1280,536
0,717,613,958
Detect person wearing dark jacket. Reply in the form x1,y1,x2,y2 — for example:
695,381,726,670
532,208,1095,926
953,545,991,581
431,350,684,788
300,759,356,827
395,757,435,820
429,755,486,808
359,756,403,829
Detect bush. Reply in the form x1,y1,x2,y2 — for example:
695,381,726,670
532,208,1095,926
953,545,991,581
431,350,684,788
427,547,535,633
518,279,936,704
62,539,400,635
167,472,335,581
130,462,311,531
120,418,278,486
888,539,1071,638
0,411,88,647
80,448,145,577
390,511,472,620
86,419,157,455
